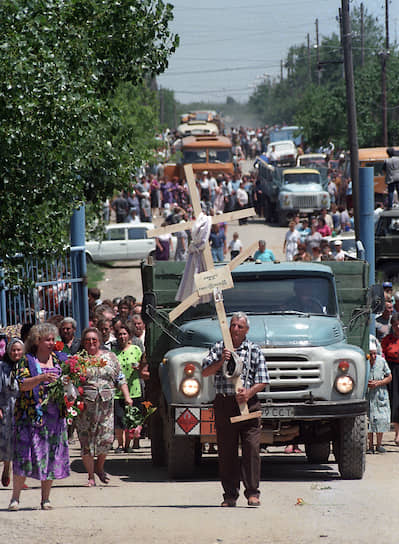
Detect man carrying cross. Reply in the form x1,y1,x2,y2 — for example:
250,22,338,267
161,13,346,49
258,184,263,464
202,311,269,508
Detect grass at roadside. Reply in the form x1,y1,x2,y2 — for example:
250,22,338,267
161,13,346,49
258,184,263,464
87,261,105,288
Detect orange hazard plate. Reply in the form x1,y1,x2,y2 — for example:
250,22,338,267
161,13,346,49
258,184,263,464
200,407,216,436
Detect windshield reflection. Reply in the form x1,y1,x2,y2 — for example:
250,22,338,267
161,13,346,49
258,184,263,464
222,276,337,316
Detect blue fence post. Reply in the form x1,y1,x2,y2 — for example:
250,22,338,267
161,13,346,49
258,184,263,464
358,167,375,338
358,167,375,285
0,261,6,328
70,205,89,335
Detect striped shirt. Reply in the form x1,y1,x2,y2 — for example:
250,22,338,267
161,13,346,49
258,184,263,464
202,338,269,396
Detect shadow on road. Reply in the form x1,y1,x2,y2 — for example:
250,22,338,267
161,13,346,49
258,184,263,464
70,450,340,483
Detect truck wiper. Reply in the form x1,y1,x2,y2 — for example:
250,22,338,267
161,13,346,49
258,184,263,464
266,310,310,316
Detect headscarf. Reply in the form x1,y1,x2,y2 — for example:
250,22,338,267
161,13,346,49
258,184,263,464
6,338,24,360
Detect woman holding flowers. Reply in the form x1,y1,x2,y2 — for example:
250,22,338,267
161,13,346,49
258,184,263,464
76,327,132,487
0,339,24,489
8,324,70,511
113,322,142,453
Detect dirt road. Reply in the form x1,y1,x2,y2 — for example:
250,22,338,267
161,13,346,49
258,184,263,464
97,218,286,302
1,433,398,544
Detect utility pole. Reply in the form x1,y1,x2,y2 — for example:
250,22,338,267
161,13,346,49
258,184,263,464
360,3,365,67
280,59,283,81
316,18,321,85
307,33,311,82
338,8,345,79
341,0,360,238
159,86,164,125
381,0,390,146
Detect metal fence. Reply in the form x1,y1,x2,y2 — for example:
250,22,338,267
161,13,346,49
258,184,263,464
0,207,90,335
0,249,87,332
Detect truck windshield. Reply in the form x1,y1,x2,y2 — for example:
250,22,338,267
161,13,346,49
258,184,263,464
223,276,337,316
283,173,320,185
183,149,207,163
208,149,232,163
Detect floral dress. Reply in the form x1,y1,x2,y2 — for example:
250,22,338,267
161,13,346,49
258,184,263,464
366,355,391,432
13,353,70,480
76,350,126,456
0,357,19,461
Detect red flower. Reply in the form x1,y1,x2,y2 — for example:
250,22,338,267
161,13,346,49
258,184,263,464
55,341,64,351
80,376,86,383
77,401,85,411
78,386,84,395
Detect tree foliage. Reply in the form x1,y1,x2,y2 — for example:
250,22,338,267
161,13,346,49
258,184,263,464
0,0,178,272
248,4,398,150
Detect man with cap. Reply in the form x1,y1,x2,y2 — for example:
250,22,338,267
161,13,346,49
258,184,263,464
334,240,345,261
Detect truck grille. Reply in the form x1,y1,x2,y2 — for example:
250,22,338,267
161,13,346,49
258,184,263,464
291,195,318,209
263,354,321,392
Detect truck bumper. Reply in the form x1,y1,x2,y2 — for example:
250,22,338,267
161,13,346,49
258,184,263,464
261,399,367,420
171,400,367,438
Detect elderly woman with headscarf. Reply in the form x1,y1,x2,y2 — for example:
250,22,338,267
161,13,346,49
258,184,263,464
0,338,24,488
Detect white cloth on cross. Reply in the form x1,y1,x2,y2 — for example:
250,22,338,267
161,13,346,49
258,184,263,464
175,212,212,304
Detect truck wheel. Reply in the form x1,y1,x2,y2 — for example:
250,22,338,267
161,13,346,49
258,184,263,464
337,415,366,480
167,426,197,479
264,198,273,223
305,441,330,464
382,263,399,283
150,410,166,467
278,211,287,227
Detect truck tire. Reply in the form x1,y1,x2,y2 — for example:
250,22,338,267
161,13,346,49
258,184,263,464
337,415,366,480
167,421,196,479
382,263,399,283
150,410,166,467
305,441,330,464
278,211,287,227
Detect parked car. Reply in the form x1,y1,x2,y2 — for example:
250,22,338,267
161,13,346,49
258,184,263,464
85,223,162,263
297,153,328,168
325,232,357,260
375,209,399,279
266,140,297,166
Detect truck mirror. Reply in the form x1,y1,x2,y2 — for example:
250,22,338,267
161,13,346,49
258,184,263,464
368,284,385,314
142,291,157,325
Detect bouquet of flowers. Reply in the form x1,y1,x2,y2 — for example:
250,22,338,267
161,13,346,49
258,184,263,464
42,350,107,425
123,401,157,439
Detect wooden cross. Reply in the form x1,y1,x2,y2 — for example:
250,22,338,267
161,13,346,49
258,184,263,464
148,164,262,423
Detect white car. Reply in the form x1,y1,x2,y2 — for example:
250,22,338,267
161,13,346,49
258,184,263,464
85,223,157,263
266,140,297,166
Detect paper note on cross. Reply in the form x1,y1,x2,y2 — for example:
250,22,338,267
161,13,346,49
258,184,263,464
147,164,261,423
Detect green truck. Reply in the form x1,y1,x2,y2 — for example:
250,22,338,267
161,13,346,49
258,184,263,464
142,259,381,479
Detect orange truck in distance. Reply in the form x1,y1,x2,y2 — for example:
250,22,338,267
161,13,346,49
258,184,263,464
164,135,234,180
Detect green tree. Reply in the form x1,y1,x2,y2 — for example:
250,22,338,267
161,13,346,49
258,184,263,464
0,0,178,276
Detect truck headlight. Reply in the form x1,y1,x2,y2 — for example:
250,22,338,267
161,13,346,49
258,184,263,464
335,375,354,394
181,378,200,397
321,193,329,206
280,194,291,208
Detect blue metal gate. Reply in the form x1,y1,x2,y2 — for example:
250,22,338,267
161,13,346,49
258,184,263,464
0,207,89,335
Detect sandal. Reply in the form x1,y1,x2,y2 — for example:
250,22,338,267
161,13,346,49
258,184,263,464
247,496,261,507
86,478,96,487
221,499,236,507
8,499,19,511
41,500,53,510
95,471,110,484
284,445,294,454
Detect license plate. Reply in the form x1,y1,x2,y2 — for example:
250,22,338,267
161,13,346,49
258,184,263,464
262,406,294,418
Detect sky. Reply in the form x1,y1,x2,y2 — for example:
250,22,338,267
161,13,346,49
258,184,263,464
157,0,399,104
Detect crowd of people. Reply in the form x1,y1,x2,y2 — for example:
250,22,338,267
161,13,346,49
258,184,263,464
0,290,149,510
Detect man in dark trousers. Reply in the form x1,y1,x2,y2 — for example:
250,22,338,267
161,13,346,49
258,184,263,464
383,148,399,209
202,312,269,507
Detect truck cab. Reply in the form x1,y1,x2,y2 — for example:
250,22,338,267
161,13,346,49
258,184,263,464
142,260,374,480
255,159,330,225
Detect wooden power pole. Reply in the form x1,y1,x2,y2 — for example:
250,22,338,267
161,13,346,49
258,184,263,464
316,18,321,85
360,3,365,67
381,0,390,146
341,0,360,238
307,33,311,82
